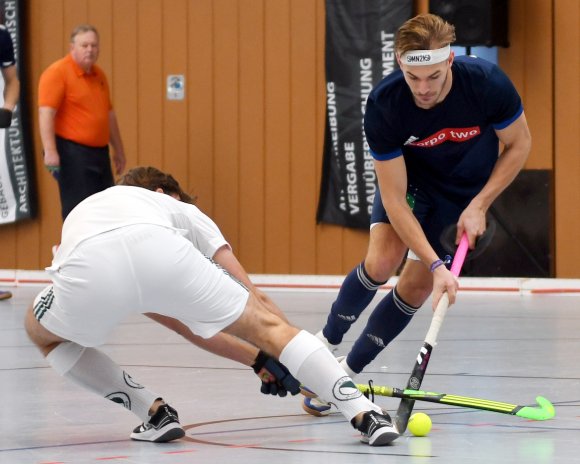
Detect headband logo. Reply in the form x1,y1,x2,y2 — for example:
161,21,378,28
406,54,431,64
401,45,451,66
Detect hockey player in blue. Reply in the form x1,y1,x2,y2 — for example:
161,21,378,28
303,13,532,416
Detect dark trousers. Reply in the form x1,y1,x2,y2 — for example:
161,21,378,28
56,136,114,220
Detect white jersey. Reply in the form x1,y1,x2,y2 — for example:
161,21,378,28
50,185,229,269
36,185,247,345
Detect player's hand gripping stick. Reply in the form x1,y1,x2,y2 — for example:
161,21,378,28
395,233,469,433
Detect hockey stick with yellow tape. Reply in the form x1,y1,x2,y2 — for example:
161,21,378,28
357,383,555,421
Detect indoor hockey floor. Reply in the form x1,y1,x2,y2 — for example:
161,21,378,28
1,284,579,464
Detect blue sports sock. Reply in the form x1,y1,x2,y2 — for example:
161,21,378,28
322,262,385,345
346,287,418,374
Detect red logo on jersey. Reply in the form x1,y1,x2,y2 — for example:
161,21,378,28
409,126,481,148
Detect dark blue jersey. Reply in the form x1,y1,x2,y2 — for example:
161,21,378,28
0,26,15,68
364,55,523,200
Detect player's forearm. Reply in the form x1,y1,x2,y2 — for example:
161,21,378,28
3,80,19,111
2,67,19,110
188,332,258,366
146,313,258,366
387,200,439,266
470,113,532,212
38,107,58,151
470,143,530,213
375,158,439,266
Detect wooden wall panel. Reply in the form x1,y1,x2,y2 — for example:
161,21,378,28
500,0,553,170
213,0,240,249
554,0,580,277
1,0,578,278
111,0,139,170
36,0,66,267
187,0,215,215
161,0,188,178
238,0,266,272
289,0,317,273
136,1,163,167
263,1,291,273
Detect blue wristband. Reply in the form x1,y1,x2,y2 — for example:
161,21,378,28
430,259,445,272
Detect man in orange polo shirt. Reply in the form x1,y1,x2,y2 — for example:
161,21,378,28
38,24,126,219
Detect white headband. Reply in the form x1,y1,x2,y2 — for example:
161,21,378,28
401,45,451,66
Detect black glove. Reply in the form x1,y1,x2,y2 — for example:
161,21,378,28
0,108,12,128
252,350,301,397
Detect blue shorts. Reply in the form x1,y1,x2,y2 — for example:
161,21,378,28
370,184,470,259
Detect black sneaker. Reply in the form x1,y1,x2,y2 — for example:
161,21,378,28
354,410,399,446
130,404,185,442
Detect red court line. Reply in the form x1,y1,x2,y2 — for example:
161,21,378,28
163,449,197,454
95,457,129,461
255,283,394,290
3,276,580,294
457,287,521,292
255,283,523,293
530,289,580,294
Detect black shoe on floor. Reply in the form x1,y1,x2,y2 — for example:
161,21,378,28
354,410,399,446
130,404,185,443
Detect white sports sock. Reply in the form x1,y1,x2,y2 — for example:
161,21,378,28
280,330,381,422
339,357,357,379
47,342,160,421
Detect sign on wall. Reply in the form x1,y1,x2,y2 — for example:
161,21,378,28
317,0,412,229
0,0,36,225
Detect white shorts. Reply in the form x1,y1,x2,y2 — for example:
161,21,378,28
34,224,249,346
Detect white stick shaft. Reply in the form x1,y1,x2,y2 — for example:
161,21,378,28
424,234,468,346
425,293,449,346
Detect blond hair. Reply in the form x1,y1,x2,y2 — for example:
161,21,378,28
395,14,455,56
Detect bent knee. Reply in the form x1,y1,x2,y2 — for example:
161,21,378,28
228,294,299,357
24,306,65,355
396,273,433,307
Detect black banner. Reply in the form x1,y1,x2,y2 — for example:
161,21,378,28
317,0,412,229
0,0,35,225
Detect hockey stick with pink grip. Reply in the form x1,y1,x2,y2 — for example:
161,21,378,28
395,233,469,433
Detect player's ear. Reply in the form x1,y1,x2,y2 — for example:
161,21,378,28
155,188,164,194
396,53,403,67
448,50,455,66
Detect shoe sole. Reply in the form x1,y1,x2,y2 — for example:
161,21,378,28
131,423,185,443
300,386,317,398
368,429,399,446
302,400,331,417
155,426,186,443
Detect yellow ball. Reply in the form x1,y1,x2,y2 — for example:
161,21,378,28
408,412,432,437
